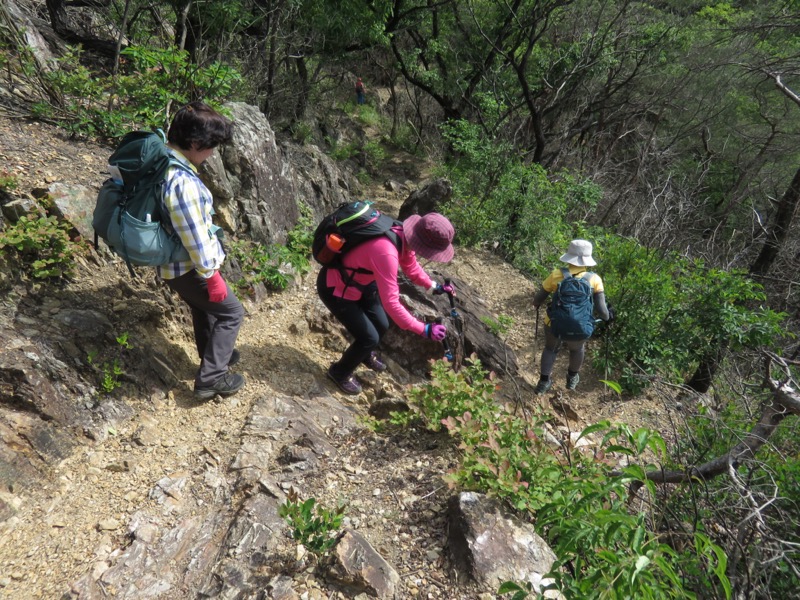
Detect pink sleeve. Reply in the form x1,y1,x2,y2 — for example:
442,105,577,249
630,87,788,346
398,244,434,290
368,241,427,335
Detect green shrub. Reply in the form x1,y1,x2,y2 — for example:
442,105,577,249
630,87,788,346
0,170,18,192
32,45,243,138
86,332,132,395
438,119,601,275
592,232,787,393
402,359,731,599
279,488,346,556
228,210,313,293
0,215,85,279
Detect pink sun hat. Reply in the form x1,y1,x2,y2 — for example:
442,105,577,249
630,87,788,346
402,212,455,263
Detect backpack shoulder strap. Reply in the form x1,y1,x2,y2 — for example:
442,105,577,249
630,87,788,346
560,267,571,281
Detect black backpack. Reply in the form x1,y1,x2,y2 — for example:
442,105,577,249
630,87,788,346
312,201,402,286
548,268,596,341
92,130,191,276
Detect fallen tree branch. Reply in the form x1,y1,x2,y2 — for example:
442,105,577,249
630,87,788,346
625,352,798,490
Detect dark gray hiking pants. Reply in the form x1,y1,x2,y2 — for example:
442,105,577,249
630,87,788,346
539,325,586,377
164,270,244,387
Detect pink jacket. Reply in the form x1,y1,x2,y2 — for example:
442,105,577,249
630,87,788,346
324,228,434,335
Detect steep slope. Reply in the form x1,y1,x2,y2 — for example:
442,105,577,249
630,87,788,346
0,115,665,599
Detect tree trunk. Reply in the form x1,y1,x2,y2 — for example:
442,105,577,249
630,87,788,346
45,0,69,34
749,164,800,278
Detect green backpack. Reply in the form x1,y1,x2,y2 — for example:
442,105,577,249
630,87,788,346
92,130,191,275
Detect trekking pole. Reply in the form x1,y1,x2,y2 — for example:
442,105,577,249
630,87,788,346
444,278,464,366
435,316,454,362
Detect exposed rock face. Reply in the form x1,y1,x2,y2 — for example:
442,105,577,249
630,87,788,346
328,529,403,599
397,178,452,221
447,492,558,596
202,102,300,245
383,273,526,381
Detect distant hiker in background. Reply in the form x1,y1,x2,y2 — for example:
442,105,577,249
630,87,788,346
317,212,456,395
355,77,366,105
160,102,246,401
532,239,612,394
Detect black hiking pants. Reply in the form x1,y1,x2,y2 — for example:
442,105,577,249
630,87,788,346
164,269,244,388
317,269,389,379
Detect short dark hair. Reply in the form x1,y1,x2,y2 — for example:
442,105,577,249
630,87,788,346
167,102,233,151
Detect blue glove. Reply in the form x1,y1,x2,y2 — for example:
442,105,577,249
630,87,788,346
423,323,447,341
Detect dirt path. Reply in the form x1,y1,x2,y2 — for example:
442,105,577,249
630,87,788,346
0,115,664,599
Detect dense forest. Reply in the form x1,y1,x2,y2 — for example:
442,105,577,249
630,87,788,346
1,0,799,598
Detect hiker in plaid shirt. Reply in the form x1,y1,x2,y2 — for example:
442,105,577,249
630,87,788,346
160,102,246,401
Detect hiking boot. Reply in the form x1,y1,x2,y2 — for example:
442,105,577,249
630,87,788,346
566,372,580,391
534,378,552,395
194,373,246,400
327,369,362,395
363,351,387,372
228,348,240,367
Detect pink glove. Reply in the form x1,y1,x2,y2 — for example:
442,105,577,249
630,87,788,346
423,323,447,341
206,271,228,303
432,283,455,296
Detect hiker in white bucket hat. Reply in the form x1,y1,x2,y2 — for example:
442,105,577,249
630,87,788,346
531,239,612,394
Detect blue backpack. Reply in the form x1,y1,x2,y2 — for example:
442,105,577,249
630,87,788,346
548,268,595,340
93,130,191,276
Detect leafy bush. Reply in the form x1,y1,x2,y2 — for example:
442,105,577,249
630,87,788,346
279,488,346,556
32,45,243,138
0,215,85,279
228,211,313,293
592,232,787,393
402,359,731,599
438,119,601,276
0,170,18,192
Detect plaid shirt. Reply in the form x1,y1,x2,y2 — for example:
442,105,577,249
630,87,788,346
157,150,225,280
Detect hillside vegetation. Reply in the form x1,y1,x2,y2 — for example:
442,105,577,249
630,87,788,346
1,1,799,598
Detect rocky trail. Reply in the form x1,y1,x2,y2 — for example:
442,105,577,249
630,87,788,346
0,115,667,600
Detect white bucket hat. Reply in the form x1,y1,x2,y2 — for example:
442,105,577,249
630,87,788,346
559,239,596,267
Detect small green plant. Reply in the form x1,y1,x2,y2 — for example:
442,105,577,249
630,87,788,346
86,332,131,394
481,314,514,337
498,580,533,599
356,104,381,127
87,352,123,394
116,332,133,350
290,121,313,144
397,356,499,431
0,215,84,279
229,210,313,294
0,170,18,192
278,488,346,556
363,140,386,172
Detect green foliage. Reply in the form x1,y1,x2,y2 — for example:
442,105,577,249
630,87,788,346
438,119,601,275
0,170,18,192
291,121,314,144
400,357,499,432
228,210,313,294
86,333,130,395
363,140,386,172
480,314,513,337
327,138,360,161
591,232,787,393
401,360,731,599
278,488,346,556
0,215,84,280
32,45,243,138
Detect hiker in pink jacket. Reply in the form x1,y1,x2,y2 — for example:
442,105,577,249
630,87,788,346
317,212,456,394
